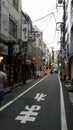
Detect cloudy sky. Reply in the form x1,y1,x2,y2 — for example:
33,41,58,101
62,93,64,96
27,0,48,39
22,0,62,50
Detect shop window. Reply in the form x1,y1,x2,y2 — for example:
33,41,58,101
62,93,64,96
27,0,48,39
9,18,17,38
13,0,19,11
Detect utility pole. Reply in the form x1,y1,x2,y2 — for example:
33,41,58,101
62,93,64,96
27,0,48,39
57,0,66,80
62,0,66,80
63,0,65,48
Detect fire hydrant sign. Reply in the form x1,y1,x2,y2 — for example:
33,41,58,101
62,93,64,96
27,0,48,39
15,93,47,124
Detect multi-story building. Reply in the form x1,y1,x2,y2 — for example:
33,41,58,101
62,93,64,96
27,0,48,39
0,0,22,48
0,0,9,64
57,0,70,80
21,11,35,80
21,13,45,78
33,25,43,71
69,0,73,79
0,0,45,83
8,0,22,42
42,42,49,70
64,0,73,80
0,0,22,85
57,0,73,80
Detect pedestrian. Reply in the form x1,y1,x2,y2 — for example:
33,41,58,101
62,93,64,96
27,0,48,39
0,64,7,106
51,68,53,74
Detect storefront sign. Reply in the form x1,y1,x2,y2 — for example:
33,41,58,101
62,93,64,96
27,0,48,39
22,24,28,42
1,0,9,37
0,43,8,55
63,48,67,58
13,45,19,53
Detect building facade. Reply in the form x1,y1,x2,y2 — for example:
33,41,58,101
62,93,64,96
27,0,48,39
65,0,73,80
33,25,44,71
0,0,22,85
0,0,45,84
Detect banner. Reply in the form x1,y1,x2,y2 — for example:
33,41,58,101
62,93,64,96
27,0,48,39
22,24,28,42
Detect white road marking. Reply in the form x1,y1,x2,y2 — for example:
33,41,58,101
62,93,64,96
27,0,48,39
15,105,41,123
0,101,13,112
0,75,48,112
58,75,68,130
34,93,47,101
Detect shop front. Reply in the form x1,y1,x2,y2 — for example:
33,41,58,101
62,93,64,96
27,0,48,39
0,42,9,85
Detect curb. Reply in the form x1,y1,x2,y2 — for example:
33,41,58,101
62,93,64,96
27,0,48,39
4,79,34,95
4,75,47,95
62,81,73,105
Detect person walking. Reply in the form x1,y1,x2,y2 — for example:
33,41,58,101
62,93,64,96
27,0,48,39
51,68,53,74
0,64,7,105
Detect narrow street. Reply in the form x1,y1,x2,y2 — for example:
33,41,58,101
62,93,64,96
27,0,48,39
0,73,73,130
0,0,73,129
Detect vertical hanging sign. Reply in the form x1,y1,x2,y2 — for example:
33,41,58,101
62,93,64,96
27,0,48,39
1,0,9,37
22,24,28,42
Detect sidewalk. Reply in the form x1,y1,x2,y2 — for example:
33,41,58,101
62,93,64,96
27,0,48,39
61,80,73,130
65,83,73,105
4,72,73,105
4,70,49,95
62,80,73,105
4,79,33,95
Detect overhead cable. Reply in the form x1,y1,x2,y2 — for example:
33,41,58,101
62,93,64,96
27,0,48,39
32,12,54,23
43,15,52,32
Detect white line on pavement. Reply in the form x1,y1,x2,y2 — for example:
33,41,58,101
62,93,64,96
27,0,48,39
0,75,48,112
58,75,68,130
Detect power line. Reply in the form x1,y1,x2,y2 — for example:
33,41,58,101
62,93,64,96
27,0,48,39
52,12,57,24
43,15,52,32
32,12,53,23
32,9,53,18
43,12,57,44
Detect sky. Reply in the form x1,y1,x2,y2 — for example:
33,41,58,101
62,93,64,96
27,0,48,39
22,0,62,50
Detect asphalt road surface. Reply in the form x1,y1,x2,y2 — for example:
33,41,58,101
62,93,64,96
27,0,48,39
0,73,69,130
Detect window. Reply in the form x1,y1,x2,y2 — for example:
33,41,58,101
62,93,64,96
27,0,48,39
13,0,18,10
9,18,17,38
